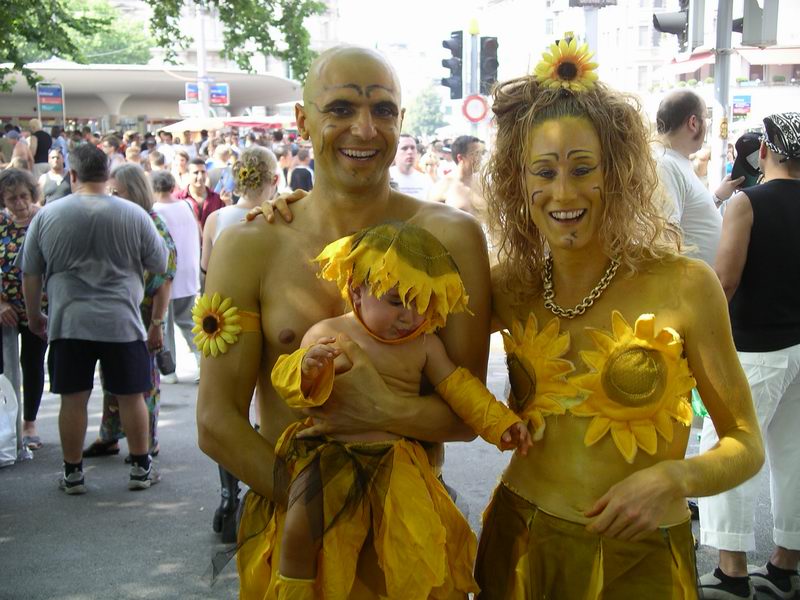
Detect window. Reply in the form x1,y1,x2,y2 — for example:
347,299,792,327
639,26,649,47
545,19,554,36
652,28,662,47
653,0,664,7
638,66,649,89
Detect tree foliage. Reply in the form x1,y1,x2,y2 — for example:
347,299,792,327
1,0,325,92
73,0,154,65
0,0,106,91
19,0,153,67
404,85,448,137
147,0,325,82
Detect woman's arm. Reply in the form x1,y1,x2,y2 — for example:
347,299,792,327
586,260,764,541
147,280,171,351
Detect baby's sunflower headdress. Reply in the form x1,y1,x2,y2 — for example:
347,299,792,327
534,32,598,93
314,222,472,335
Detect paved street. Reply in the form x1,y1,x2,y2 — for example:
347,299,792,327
0,334,774,599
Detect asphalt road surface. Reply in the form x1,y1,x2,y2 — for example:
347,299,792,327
0,334,774,599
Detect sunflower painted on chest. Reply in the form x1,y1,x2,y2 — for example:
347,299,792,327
503,311,696,464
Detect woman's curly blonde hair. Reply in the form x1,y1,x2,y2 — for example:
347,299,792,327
232,145,277,196
484,77,680,300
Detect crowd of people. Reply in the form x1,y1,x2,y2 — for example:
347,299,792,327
1,36,799,599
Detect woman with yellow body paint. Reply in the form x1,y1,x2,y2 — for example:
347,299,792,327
474,37,764,599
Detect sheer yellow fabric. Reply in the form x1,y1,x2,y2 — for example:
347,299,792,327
435,367,522,449
276,575,316,600
245,421,477,599
271,347,335,409
475,484,698,600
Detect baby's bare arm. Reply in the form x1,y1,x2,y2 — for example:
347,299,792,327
422,334,458,387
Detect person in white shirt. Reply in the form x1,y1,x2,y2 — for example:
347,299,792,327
178,130,198,160
388,134,431,200
156,131,176,167
151,170,201,382
652,90,744,265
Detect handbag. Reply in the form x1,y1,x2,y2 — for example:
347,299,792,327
156,348,176,376
0,374,19,467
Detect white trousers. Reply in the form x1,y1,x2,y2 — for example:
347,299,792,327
698,343,800,551
165,295,200,368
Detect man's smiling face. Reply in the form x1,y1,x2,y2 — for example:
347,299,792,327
296,48,404,193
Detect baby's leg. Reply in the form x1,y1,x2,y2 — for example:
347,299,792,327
279,459,324,580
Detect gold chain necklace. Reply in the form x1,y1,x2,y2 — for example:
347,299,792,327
542,255,621,319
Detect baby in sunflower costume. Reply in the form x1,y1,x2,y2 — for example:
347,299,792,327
268,221,530,599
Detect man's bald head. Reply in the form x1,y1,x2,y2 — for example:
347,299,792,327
656,90,705,136
303,46,402,106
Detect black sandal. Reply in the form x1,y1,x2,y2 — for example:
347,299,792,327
82,439,121,458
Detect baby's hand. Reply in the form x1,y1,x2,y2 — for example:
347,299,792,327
301,337,341,381
500,421,532,456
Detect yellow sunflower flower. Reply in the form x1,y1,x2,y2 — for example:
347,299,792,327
568,312,696,463
534,35,599,92
191,293,243,357
502,314,578,441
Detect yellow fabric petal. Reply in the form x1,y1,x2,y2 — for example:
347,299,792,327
211,292,221,311
584,416,612,446
610,424,638,463
631,420,658,455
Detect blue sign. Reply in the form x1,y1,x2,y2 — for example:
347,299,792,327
733,94,752,116
36,83,65,117
209,83,230,106
185,83,199,103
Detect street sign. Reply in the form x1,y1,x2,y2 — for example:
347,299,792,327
462,94,489,123
35,83,65,124
185,83,199,103
209,83,230,107
733,94,752,117
569,0,617,6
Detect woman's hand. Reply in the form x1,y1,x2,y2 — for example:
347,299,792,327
27,312,47,339
246,189,308,224
0,301,19,328
147,321,163,352
584,461,683,541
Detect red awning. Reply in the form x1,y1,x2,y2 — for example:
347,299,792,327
736,47,800,65
667,52,715,75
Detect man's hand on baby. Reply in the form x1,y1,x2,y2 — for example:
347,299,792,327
501,421,532,456
301,337,341,380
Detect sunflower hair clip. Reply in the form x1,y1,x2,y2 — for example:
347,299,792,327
534,32,598,93
236,164,264,190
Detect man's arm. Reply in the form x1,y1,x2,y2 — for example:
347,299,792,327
196,224,277,498
714,191,753,301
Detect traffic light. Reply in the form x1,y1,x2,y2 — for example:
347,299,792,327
480,37,499,96
441,30,463,100
653,0,689,52
734,0,778,47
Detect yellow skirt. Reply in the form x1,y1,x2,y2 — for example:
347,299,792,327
237,422,478,600
474,484,699,600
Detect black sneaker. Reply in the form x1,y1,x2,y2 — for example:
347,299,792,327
749,564,800,600
698,568,754,599
128,464,160,490
58,471,86,495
